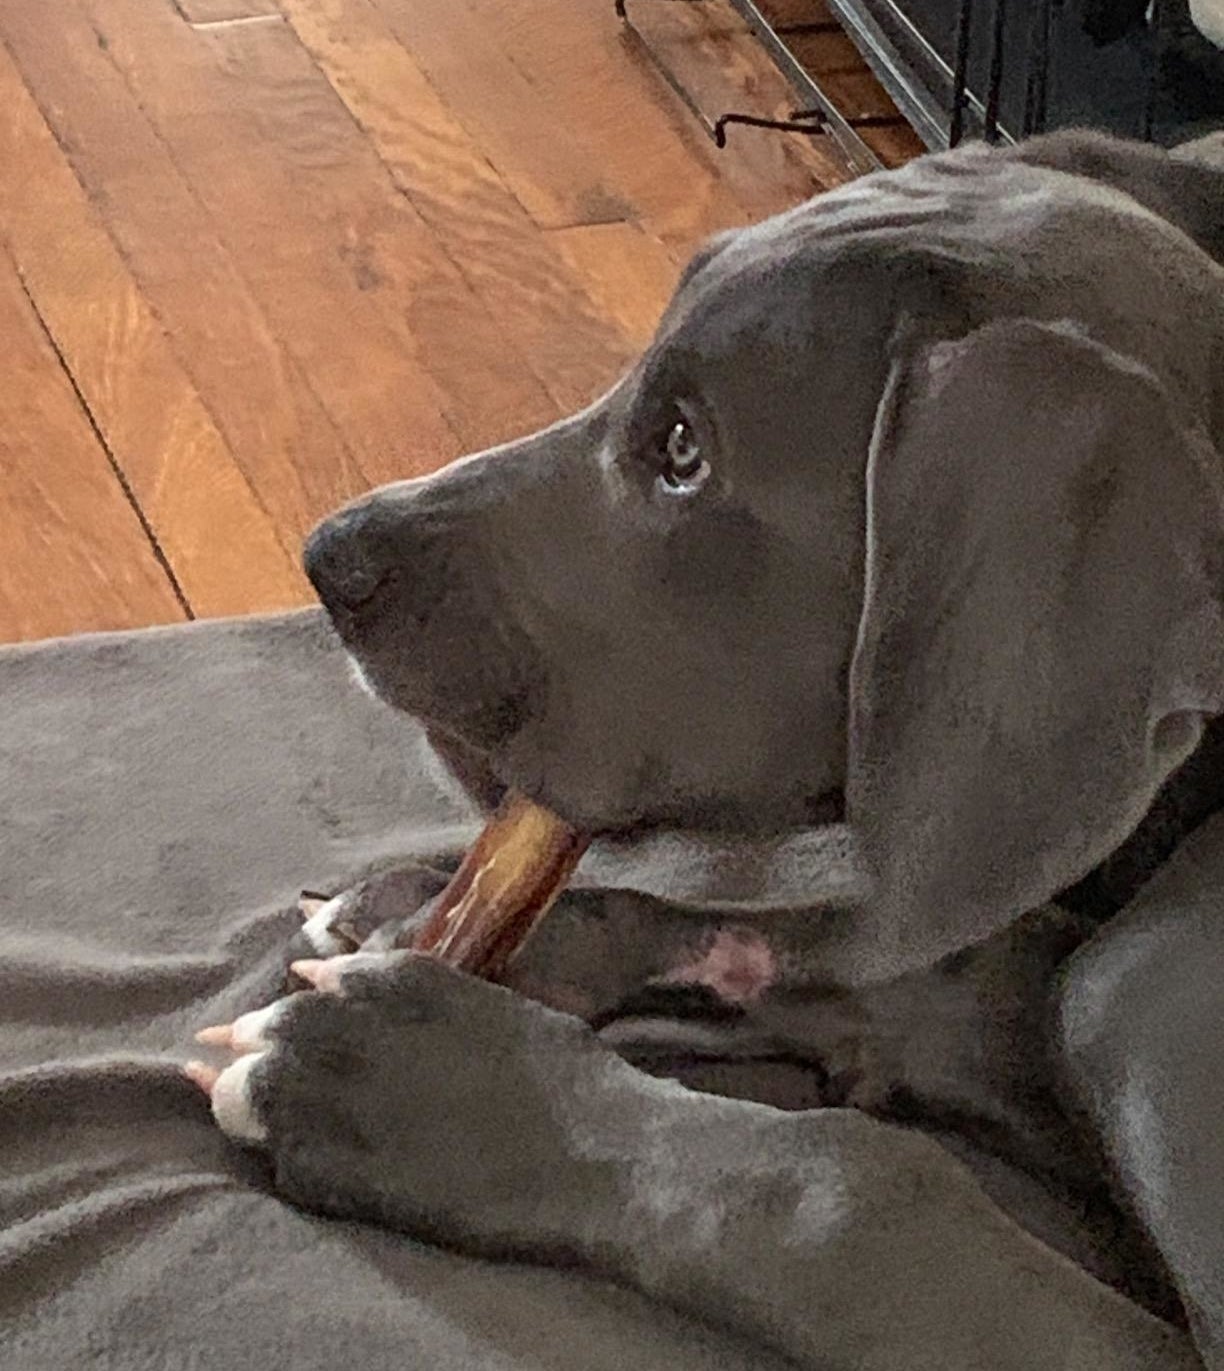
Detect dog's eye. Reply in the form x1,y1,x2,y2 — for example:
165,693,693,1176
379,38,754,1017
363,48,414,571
660,416,710,492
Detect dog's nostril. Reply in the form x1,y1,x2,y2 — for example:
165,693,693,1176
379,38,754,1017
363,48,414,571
303,520,387,611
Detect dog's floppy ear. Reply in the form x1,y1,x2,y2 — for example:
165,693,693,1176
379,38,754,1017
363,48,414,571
841,317,1224,985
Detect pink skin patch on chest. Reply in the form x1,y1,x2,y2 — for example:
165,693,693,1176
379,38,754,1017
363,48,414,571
660,927,779,1005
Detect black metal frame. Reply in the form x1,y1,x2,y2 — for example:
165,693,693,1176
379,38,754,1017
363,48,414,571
1141,0,1174,140
618,0,1182,174
617,0,885,174
947,0,1044,144
827,0,1064,147
946,0,1172,147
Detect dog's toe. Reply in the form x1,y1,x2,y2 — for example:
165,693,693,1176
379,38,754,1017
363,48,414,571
184,1060,221,1093
207,1051,270,1144
194,1001,286,1053
189,957,386,1148
298,894,360,956
188,997,305,1143
288,956,356,992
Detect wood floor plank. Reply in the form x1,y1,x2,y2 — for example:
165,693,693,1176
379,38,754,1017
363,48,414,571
279,0,637,417
0,39,309,622
173,1,281,22
0,248,187,642
368,0,767,250
860,120,927,167
75,0,550,474
1,0,373,548
787,28,905,120
362,0,646,233
756,0,838,26
0,0,920,646
499,0,827,241
777,26,927,167
497,0,851,229
547,222,681,351
792,57,901,120
198,7,563,454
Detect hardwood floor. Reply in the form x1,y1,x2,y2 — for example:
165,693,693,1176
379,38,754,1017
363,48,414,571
0,0,918,644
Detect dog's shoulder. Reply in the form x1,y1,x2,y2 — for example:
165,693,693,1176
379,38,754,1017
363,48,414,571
691,133,1221,311
767,133,1216,291
1002,128,1224,268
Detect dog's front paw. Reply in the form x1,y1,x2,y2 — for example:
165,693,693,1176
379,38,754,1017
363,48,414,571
291,863,455,963
187,952,614,1250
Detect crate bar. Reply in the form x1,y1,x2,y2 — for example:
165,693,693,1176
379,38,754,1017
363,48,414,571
828,0,1017,149
1022,0,1054,136
983,0,1009,142
722,0,883,174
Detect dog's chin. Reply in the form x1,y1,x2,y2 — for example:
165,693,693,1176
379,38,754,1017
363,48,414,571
427,723,846,842
422,726,510,815
344,653,847,838
590,786,848,841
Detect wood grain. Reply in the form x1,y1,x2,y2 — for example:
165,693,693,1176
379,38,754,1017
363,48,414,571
787,28,902,119
553,0,850,219
366,0,804,251
76,0,486,482
860,121,928,167
547,222,681,351
0,0,372,547
768,14,928,167
0,39,309,621
477,0,849,243
0,0,920,644
363,0,645,233
0,248,187,642
279,0,637,418
757,0,838,27
172,1,282,23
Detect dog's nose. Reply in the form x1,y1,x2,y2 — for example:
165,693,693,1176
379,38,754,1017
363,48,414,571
303,505,390,611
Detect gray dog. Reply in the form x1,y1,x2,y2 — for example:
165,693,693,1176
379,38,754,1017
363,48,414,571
190,130,1224,1370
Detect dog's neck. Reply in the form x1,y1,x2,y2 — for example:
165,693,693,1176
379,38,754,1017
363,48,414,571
1057,710,1224,923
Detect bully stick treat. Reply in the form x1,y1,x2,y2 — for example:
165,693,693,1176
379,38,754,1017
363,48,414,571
403,791,590,980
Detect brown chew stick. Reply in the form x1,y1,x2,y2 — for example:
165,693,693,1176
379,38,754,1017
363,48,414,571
404,791,590,980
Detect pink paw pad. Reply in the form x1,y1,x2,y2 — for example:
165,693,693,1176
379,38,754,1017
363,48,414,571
660,927,778,1005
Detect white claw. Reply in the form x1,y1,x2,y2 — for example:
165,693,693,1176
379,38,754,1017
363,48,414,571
230,1002,284,1051
194,1002,283,1055
184,1060,221,1093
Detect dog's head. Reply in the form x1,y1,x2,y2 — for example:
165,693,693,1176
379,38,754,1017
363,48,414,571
306,134,1224,984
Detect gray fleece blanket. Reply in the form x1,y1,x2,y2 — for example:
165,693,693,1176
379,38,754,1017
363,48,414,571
0,611,797,1371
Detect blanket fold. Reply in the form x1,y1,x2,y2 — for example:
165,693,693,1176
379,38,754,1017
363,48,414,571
0,612,794,1371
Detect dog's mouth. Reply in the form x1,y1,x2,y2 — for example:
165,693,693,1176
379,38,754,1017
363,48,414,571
424,725,511,814
347,640,849,981
427,723,847,835
415,721,853,982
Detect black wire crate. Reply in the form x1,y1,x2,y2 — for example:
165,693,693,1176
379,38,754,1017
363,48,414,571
618,0,1224,174
843,0,1224,150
